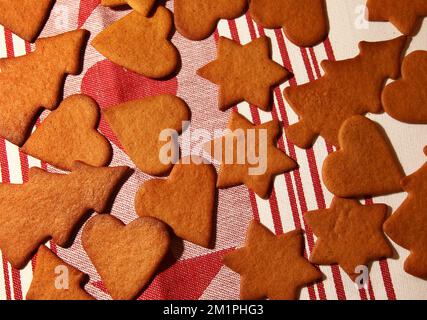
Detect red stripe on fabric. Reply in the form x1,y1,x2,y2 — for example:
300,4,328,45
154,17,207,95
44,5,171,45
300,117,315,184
359,288,368,300
1,255,11,300
4,30,14,57
368,279,376,300
364,198,396,299
241,14,319,300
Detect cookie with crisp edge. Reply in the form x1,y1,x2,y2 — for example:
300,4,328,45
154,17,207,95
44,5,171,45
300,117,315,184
198,36,290,112
104,95,190,176
82,215,170,300
223,220,323,300
22,94,112,171
135,157,217,248
384,147,427,279
322,116,404,198
174,0,248,41
0,0,54,42
26,245,94,300
305,197,393,281
92,6,179,79
366,0,427,35
284,36,407,149
383,50,427,124
249,0,328,47
0,164,130,269
0,29,88,146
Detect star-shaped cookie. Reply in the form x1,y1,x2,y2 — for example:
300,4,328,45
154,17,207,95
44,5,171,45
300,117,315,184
207,111,297,199
223,221,322,300
305,197,393,281
197,36,290,111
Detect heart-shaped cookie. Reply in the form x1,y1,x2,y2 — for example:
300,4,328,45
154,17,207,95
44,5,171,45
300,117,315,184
135,157,217,248
104,95,190,176
82,215,170,300
249,0,328,47
22,94,112,171
174,0,248,41
92,6,179,79
322,116,404,198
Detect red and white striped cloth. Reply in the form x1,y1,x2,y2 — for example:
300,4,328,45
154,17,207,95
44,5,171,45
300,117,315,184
1,0,427,300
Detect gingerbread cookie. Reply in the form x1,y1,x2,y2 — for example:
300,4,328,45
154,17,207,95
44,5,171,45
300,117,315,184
0,0,54,42
0,29,88,146
22,95,112,171
82,215,170,300
367,0,427,35
305,198,393,281
322,116,404,198
26,245,94,300
384,147,427,279
0,164,130,269
249,0,328,47
207,112,297,199
92,6,179,79
135,157,217,248
104,95,190,176
197,36,290,111
223,221,323,300
101,0,156,15
383,51,427,124
174,0,248,41
284,36,407,148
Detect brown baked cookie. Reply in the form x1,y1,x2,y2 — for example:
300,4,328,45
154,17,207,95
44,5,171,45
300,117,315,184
284,36,407,149
0,164,130,269
135,157,217,248
207,111,297,199
384,147,427,279
305,197,393,281
26,245,94,300
174,0,248,41
322,116,404,198
101,0,156,15
0,0,54,42
197,36,290,112
383,50,427,124
0,29,88,146
249,0,328,47
104,95,190,176
92,6,179,79
367,0,427,35
223,221,323,300
22,95,112,171
82,215,170,300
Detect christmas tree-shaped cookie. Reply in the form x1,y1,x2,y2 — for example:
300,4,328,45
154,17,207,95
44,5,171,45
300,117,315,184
384,147,427,279
284,36,406,149
0,29,88,146
92,6,179,79
0,164,130,269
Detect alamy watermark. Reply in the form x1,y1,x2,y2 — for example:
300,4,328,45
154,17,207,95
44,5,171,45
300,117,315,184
158,121,268,176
